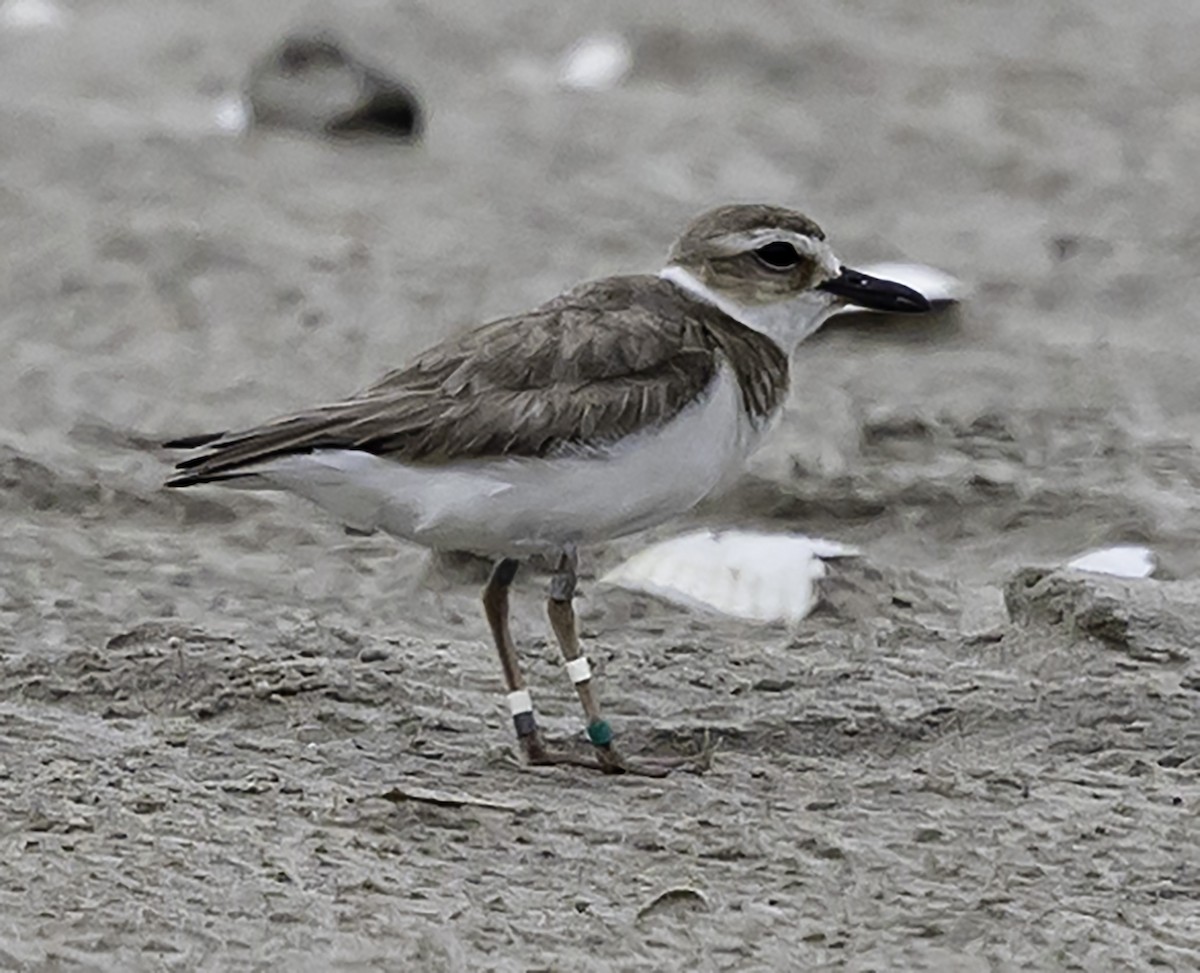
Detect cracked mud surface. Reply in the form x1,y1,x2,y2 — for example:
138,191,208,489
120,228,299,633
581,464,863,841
2,1,1199,969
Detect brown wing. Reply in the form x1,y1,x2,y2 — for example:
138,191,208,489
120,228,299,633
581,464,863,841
166,275,730,486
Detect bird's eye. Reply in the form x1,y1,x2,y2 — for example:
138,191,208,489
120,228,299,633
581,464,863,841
753,242,801,270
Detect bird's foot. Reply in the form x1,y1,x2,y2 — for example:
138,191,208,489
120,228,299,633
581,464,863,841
519,731,606,772
593,742,713,778
589,721,715,777
525,742,681,778
518,727,715,777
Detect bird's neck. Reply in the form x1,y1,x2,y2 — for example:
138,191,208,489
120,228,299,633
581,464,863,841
658,265,835,354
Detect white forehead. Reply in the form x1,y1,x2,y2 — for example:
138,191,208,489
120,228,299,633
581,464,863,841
710,228,841,278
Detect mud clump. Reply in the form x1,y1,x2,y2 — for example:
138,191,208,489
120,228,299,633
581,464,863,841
1005,568,1199,664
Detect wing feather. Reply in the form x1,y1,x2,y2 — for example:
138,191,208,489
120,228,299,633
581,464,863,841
167,275,736,486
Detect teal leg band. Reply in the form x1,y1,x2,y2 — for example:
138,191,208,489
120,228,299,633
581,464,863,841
586,719,614,747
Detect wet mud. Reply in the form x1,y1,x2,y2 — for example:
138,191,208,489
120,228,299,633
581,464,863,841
2,1,1199,969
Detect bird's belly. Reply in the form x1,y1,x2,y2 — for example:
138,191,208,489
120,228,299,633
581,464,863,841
250,366,766,556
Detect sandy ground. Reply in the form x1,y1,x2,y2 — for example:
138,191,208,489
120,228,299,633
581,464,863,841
2,0,1199,969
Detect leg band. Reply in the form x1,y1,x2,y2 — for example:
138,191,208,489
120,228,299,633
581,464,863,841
564,657,592,684
513,711,538,738
586,719,614,747
507,690,537,738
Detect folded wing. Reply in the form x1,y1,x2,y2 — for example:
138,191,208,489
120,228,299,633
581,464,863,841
166,276,724,486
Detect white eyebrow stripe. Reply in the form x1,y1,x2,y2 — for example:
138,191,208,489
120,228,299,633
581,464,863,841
719,229,819,251
711,229,841,277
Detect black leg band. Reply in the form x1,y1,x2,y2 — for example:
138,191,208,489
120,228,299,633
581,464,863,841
512,711,538,738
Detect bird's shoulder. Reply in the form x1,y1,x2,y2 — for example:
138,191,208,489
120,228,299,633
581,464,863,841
361,274,726,398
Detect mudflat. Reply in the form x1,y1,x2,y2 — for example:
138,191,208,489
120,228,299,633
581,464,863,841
1,1,1198,969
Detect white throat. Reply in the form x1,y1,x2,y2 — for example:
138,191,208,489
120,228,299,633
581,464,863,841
658,265,835,353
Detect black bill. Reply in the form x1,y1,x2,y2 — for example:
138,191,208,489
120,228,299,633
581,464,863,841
818,266,932,313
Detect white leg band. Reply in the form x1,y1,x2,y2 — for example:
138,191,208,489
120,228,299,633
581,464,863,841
506,689,533,715
565,657,592,684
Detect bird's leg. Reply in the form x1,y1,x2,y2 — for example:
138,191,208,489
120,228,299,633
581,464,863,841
546,546,684,778
481,557,602,771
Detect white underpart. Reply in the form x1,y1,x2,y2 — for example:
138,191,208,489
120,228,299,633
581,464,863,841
1066,545,1156,579
233,365,766,557
601,529,860,625
658,265,836,353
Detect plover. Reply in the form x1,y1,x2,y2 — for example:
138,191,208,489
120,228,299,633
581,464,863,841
165,203,929,775
247,33,421,140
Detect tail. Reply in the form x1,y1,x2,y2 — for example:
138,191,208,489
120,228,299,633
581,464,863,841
161,405,365,487
163,430,231,487
163,431,226,450
165,469,260,488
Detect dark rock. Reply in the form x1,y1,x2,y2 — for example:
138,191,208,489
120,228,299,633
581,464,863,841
247,33,422,141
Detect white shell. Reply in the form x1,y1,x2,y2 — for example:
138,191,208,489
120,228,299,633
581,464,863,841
212,95,251,135
1066,545,1156,579
600,529,858,625
557,34,633,91
832,261,966,315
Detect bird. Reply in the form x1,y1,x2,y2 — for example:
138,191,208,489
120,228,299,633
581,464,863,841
165,203,930,776
246,33,422,141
